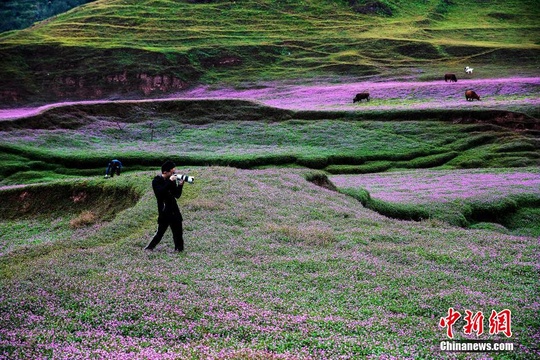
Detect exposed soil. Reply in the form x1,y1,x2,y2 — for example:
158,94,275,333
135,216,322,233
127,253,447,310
0,182,140,220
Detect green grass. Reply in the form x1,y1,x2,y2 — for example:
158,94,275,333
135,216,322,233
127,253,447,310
341,188,540,233
1,167,538,358
0,0,95,33
0,1,538,358
0,0,538,104
1,102,537,358
1,101,538,185
498,207,540,236
331,167,540,233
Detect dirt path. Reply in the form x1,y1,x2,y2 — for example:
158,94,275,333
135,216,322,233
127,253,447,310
1,77,538,120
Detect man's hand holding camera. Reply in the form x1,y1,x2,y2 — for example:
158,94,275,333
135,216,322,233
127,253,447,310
170,174,184,185
172,173,194,184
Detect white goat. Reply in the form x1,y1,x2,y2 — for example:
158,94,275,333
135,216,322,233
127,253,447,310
464,66,474,74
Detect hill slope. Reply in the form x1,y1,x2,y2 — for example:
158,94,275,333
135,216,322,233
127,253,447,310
1,98,539,187
0,0,538,105
1,167,539,358
0,0,95,33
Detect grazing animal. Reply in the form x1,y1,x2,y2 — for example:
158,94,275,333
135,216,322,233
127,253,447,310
464,66,474,74
444,73,457,82
465,90,480,101
353,92,370,103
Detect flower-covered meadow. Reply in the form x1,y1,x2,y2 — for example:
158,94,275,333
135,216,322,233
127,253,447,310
330,168,540,204
0,0,538,355
0,77,538,120
0,74,539,359
177,77,540,112
331,168,540,235
1,167,539,359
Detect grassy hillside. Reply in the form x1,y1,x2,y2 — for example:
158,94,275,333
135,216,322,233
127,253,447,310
0,2,539,357
332,168,540,232
0,0,95,33
1,100,539,186
0,0,538,105
1,167,539,358
1,100,538,357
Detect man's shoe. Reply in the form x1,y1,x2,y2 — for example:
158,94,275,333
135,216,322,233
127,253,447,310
144,246,153,251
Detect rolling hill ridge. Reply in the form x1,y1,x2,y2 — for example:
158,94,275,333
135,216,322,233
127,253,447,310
0,0,539,105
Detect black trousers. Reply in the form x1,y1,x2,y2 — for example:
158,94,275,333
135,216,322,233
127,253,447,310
146,213,183,251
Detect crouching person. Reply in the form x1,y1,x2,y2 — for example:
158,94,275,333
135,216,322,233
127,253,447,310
105,159,123,178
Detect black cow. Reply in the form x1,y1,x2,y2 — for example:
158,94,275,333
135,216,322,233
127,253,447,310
353,92,370,103
444,73,457,82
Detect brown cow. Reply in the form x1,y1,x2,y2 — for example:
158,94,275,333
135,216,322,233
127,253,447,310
465,90,481,101
353,92,370,103
444,73,457,82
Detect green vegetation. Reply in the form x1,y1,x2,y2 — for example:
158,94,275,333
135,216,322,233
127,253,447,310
1,100,538,185
0,0,539,358
331,167,540,233
1,167,539,358
339,181,540,234
0,0,95,33
0,0,538,104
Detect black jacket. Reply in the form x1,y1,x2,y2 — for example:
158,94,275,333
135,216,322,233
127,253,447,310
152,175,183,220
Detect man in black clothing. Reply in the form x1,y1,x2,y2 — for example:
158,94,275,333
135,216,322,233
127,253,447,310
105,159,123,178
145,160,185,252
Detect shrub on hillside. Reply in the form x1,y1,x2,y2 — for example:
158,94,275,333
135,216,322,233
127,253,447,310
70,210,97,228
304,171,337,191
325,161,393,174
400,152,459,169
348,0,393,16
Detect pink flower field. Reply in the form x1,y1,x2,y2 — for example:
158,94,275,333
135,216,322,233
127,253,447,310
1,167,539,359
0,77,538,119
177,77,540,111
330,168,540,204
1,75,539,359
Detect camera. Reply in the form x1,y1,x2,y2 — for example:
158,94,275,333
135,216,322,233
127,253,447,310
174,173,194,184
